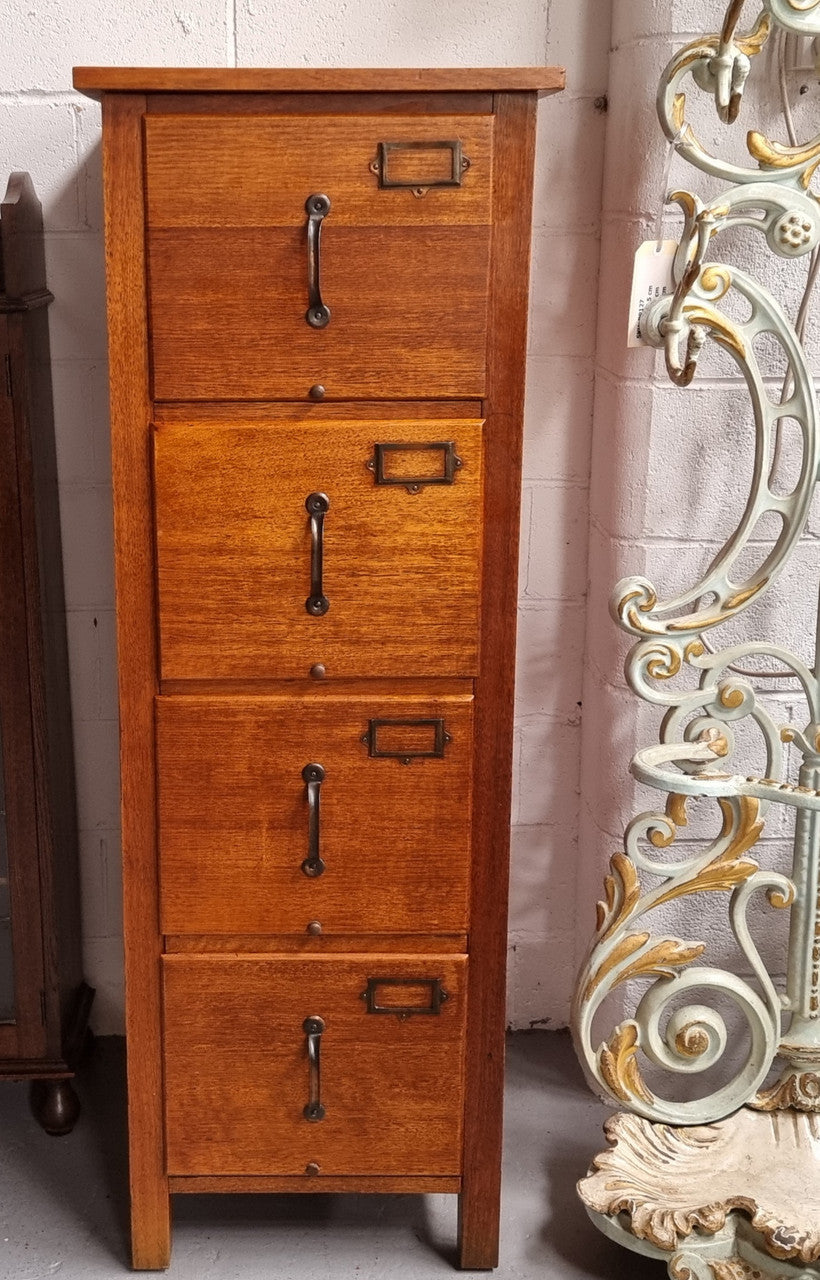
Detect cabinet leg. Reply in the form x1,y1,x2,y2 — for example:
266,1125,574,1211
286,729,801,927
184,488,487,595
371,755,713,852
457,1185,500,1270
29,1078,81,1136
131,1182,171,1270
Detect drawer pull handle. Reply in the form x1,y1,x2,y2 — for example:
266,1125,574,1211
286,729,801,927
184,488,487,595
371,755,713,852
303,1015,326,1121
305,193,331,329
301,763,326,878
305,492,330,616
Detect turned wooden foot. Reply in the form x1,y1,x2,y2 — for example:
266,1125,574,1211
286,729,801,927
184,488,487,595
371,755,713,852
30,1078,81,1136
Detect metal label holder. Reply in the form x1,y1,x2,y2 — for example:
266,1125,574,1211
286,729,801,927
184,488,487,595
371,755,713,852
361,717,450,762
370,140,469,193
362,977,449,1017
367,441,462,494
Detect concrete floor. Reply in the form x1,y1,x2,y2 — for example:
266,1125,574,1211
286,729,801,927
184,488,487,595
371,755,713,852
0,1031,662,1280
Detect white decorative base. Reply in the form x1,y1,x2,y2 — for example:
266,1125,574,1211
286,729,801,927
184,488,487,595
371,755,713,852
578,1109,820,1279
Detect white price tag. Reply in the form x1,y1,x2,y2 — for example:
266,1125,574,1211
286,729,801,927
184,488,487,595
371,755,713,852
628,240,676,348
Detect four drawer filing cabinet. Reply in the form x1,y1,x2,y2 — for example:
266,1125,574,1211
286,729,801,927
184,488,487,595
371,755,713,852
73,65,563,1270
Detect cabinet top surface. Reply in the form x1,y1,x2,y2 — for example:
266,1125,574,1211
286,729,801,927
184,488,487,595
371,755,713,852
72,65,565,95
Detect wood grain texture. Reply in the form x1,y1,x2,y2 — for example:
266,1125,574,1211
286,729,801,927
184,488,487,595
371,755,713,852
170,1175,461,1193
0,172,48,299
74,66,565,93
101,94,170,1271
8,288,83,1065
155,401,483,422
147,225,490,401
159,677,470,697
156,692,473,935
165,934,468,954
0,313,46,1061
0,170,86,1078
92,75,547,1264
458,92,538,1272
163,953,467,1177
145,115,493,227
146,91,493,116
153,418,483,679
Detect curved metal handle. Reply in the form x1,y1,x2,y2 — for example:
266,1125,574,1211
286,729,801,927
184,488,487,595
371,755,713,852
301,763,326,877
305,194,331,329
305,492,330,616
303,1015,326,1121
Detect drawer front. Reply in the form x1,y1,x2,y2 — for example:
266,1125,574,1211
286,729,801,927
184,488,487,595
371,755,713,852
156,694,473,936
154,418,483,679
145,114,493,401
163,954,467,1177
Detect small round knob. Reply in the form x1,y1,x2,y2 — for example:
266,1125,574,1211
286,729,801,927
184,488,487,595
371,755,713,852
305,1162,320,1177
309,384,326,401
307,920,323,936
310,663,326,680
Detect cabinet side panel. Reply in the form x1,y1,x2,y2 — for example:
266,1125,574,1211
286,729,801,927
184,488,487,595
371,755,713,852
14,298,84,1054
459,91,538,1272
0,315,47,1061
101,92,170,1270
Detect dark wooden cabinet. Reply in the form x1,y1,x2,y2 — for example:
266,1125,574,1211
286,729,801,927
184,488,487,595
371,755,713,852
0,172,93,1134
74,65,564,1270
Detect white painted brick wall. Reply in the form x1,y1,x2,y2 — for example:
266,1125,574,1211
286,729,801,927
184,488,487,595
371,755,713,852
0,0,609,1032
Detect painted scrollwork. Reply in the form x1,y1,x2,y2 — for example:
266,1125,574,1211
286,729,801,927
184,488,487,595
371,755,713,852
615,257,818,639
572,0,820,1125
658,5,820,184
573,794,794,1123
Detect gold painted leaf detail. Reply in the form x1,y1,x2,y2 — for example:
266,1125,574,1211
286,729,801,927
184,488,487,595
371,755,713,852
584,931,651,1001
672,92,686,133
747,128,820,171
598,1023,655,1105
654,857,758,907
736,11,771,57
666,793,689,829
615,938,706,989
801,158,820,190
653,798,763,909
671,187,696,218
714,796,764,862
724,580,767,611
700,265,731,301
596,852,641,939
646,645,681,680
681,304,746,360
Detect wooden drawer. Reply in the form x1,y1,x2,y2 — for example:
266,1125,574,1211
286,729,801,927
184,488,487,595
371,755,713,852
144,114,493,401
163,953,467,1177
154,418,483,680
156,693,472,936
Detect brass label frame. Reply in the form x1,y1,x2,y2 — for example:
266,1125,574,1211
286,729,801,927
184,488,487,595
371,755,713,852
367,441,462,494
370,139,468,191
362,977,448,1017
362,717,450,762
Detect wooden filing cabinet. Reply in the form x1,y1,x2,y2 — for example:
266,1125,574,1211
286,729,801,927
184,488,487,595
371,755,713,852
73,66,564,1271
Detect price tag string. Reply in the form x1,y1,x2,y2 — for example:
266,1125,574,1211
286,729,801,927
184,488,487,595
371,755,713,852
655,128,686,250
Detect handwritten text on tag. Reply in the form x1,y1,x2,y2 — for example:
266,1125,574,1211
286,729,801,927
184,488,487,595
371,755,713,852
628,240,676,348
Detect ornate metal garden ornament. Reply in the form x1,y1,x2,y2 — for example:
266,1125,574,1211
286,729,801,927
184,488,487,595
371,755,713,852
572,2,820,1275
